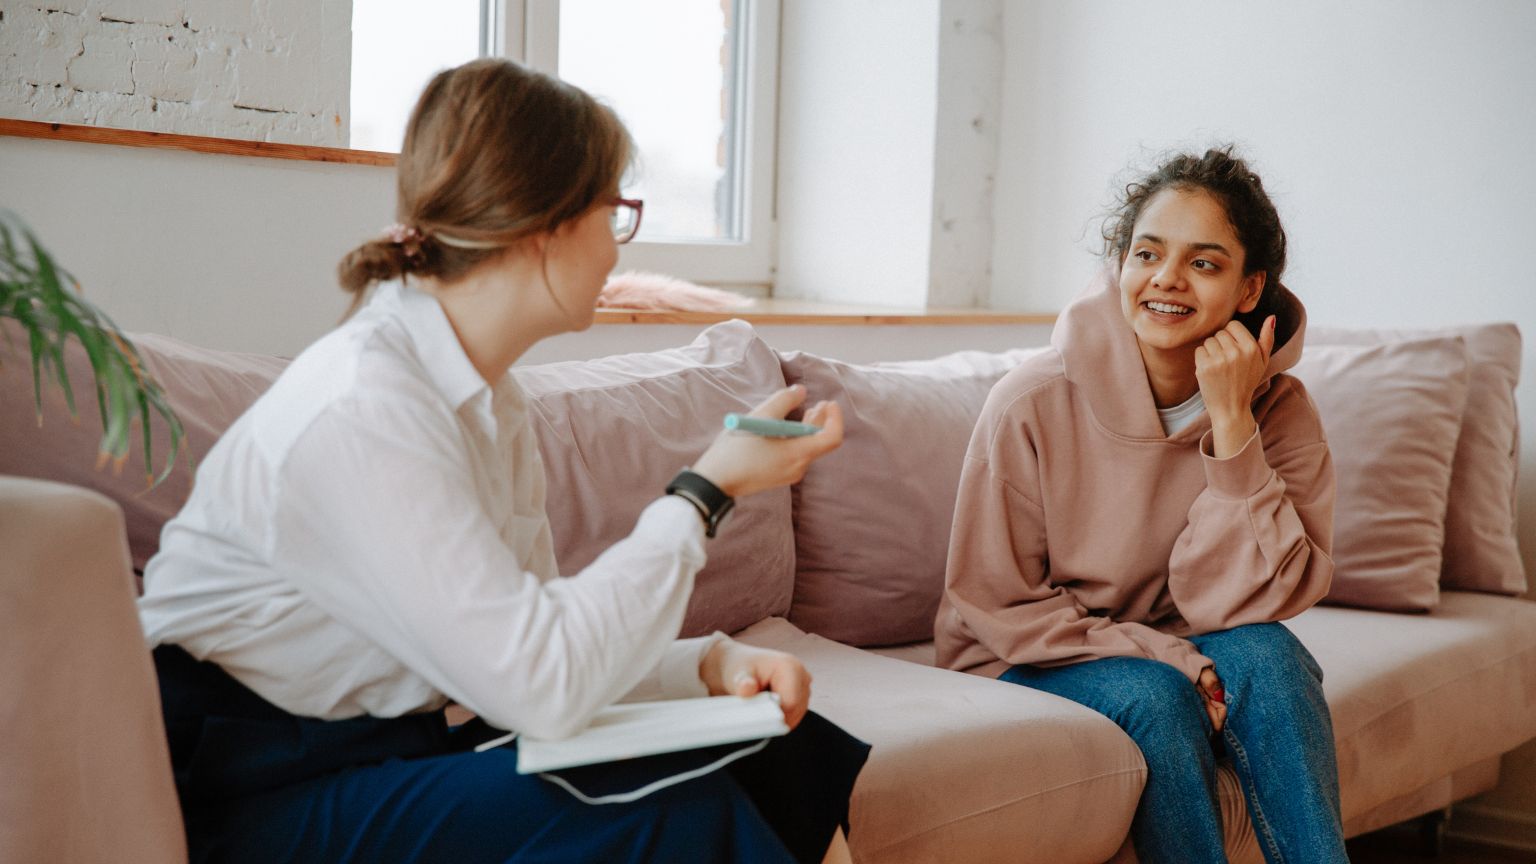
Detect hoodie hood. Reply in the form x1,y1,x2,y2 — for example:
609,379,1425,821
1051,270,1309,439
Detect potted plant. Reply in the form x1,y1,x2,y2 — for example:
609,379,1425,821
0,209,183,486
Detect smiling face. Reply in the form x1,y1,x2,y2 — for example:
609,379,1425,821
1119,187,1265,354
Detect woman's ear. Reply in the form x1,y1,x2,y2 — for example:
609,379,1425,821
1237,271,1267,314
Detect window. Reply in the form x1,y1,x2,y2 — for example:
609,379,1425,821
352,0,779,290
350,1,481,153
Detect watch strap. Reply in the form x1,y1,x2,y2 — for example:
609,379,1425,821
666,469,735,538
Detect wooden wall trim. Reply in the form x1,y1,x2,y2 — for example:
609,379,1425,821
0,118,397,167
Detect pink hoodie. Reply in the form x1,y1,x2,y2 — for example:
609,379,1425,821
935,279,1335,682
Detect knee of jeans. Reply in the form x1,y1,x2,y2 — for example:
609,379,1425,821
1202,623,1324,701
1114,661,1208,735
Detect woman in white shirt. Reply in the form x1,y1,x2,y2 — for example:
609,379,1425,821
139,58,867,864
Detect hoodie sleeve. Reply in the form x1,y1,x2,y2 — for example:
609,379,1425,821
943,403,1214,683
1167,379,1336,631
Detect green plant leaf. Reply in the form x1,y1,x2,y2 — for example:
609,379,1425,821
0,209,187,486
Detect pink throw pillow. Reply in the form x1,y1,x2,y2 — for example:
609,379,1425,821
0,320,288,572
1311,325,1525,596
514,320,795,638
1290,336,1472,611
780,348,1044,646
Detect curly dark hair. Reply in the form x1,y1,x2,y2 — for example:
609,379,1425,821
1102,147,1288,336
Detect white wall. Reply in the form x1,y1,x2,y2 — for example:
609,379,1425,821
0,0,352,146
776,0,941,306
0,135,390,354
992,1,1536,322
988,0,1536,844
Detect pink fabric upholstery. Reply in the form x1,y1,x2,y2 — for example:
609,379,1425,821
778,348,1043,646
1312,324,1525,596
0,320,287,572
0,477,186,863
1290,337,1471,611
737,617,1144,864
515,320,796,637
1287,592,1536,825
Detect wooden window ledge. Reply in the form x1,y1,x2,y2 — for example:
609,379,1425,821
595,299,1054,326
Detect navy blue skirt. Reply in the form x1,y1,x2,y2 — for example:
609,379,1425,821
154,646,869,863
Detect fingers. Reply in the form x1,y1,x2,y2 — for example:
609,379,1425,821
801,401,844,456
1258,314,1277,359
1207,698,1227,734
749,384,809,420
762,656,811,729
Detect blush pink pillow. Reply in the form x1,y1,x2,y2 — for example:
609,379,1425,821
0,319,288,572
779,348,1044,646
1290,336,1472,611
513,320,795,638
1311,324,1524,596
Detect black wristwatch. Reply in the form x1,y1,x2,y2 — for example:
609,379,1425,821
666,468,735,538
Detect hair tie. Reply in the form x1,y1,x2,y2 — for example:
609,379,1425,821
382,223,426,266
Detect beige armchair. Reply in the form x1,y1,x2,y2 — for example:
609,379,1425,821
0,476,185,864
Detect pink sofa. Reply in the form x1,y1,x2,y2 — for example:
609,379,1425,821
3,317,1534,863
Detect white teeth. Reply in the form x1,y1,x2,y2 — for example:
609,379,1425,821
1147,301,1192,314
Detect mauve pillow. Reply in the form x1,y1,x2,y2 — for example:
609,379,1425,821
1290,336,1471,611
1311,324,1524,596
514,320,795,638
0,319,287,571
780,348,1044,646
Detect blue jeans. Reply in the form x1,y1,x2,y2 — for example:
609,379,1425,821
1001,622,1347,864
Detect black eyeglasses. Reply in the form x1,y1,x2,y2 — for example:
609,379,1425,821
610,197,644,244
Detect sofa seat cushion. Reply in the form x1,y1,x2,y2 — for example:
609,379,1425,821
867,592,1536,848
735,617,1144,864
1287,591,1536,822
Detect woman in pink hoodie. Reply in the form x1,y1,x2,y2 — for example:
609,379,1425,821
937,148,1346,863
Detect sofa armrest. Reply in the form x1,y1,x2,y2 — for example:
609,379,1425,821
0,476,186,863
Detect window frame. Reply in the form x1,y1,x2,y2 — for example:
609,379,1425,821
486,0,779,291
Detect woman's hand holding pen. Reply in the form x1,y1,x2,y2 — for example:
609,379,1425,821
692,385,844,498
700,639,812,729
1195,315,1275,458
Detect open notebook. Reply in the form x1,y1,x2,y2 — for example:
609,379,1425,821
478,692,790,774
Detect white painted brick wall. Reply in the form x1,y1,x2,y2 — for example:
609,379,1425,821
0,0,352,147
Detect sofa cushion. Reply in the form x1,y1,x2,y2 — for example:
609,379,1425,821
735,617,1144,864
515,320,795,637
779,348,1043,646
1289,336,1471,611
0,320,287,571
1287,592,1536,829
1311,324,1525,596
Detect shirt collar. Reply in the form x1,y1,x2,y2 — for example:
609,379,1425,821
375,281,489,411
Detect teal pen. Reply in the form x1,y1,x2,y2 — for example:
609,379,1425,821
723,413,821,438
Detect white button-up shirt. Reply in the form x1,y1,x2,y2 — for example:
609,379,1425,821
140,282,715,740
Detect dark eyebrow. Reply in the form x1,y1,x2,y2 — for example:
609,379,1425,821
1135,234,1233,257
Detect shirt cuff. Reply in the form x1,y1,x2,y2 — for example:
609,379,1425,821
658,632,728,699
1198,427,1272,500
1168,643,1217,684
